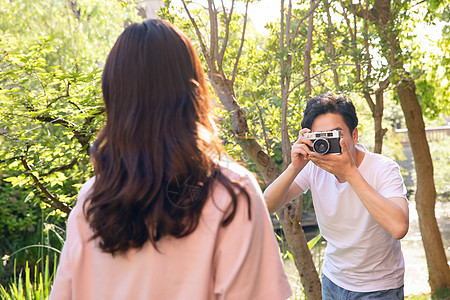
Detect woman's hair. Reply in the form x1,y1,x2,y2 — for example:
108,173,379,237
301,92,358,133
86,19,250,255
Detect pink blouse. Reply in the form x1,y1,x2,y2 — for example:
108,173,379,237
50,164,292,299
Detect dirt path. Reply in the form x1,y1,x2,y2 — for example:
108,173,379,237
402,201,450,296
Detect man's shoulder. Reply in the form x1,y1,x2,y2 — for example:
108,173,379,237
358,144,399,168
366,150,399,169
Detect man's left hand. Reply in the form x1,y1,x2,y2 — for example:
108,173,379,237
308,138,357,180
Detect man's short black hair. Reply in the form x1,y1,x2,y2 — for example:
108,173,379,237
301,92,358,133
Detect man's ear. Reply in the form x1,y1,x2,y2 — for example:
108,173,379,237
352,128,359,145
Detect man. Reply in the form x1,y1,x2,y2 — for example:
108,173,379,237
264,92,409,299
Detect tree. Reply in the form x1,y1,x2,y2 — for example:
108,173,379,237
277,1,322,298
338,0,390,154
160,0,324,297
350,0,450,293
0,0,143,215
0,35,101,214
312,0,391,153
3,0,449,296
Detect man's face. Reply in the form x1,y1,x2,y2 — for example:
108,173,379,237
310,113,357,154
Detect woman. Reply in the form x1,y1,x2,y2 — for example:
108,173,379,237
50,19,291,300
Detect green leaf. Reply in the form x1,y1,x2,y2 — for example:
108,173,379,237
307,233,322,250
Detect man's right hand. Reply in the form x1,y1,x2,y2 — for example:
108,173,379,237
291,128,313,170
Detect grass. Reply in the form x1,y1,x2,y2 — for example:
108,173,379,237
0,255,56,300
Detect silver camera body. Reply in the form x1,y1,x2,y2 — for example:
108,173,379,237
303,130,342,155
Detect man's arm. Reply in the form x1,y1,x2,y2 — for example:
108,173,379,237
263,164,304,214
264,129,312,214
345,172,409,239
308,139,409,239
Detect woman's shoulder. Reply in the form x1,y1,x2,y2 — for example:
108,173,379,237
218,158,260,190
69,177,96,217
63,177,96,247
80,177,96,197
76,177,96,205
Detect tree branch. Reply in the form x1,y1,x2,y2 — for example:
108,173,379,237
324,0,340,88
338,0,355,37
0,52,7,63
291,0,320,43
0,155,22,165
21,157,71,214
363,0,372,79
288,64,354,94
230,0,249,85
218,0,235,69
303,0,315,97
181,0,214,71
251,92,271,156
208,0,218,65
363,91,376,114
286,0,292,48
377,75,391,93
42,157,79,177
47,81,70,108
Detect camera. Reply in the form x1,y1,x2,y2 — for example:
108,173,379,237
303,130,342,155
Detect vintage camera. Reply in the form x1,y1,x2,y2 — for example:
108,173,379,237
303,130,342,155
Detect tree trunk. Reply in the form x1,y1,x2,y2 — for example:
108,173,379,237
209,75,279,184
278,1,322,298
181,2,322,296
211,70,322,298
303,0,314,98
342,1,388,154
280,0,292,169
355,0,450,293
372,0,449,292
373,90,387,154
278,198,322,299
372,88,387,154
396,79,450,292
362,91,386,154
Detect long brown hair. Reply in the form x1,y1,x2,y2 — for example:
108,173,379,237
86,19,250,255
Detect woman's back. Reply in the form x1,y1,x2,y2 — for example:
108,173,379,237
50,163,291,299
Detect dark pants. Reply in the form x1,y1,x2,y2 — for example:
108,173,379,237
321,274,404,299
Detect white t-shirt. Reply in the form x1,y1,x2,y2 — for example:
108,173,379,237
294,144,407,292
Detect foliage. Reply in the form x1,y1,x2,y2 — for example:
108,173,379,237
0,34,101,213
400,2,450,120
0,256,56,300
428,139,450,201
0,0,143,290
0,177,65,284
0,0,141,71
160,1,319,180
404,288,450,299
0,0,144,216
0,181,40,245
0,0,449,296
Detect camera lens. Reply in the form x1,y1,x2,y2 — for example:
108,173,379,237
313,138,330,154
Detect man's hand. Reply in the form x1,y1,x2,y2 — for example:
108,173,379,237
291,128,313,170
308,138,357,180
263,129,309,213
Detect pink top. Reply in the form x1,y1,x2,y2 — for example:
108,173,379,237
50,164,292,300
